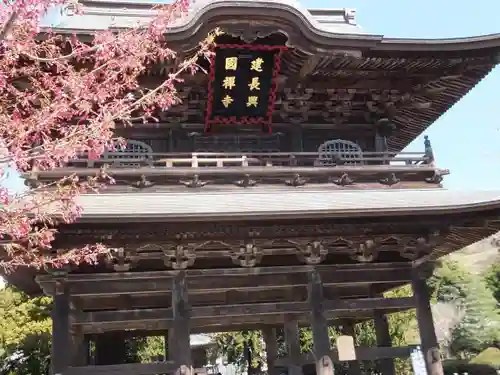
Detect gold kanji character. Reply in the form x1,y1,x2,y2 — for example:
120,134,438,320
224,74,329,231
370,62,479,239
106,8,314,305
248,77,260,91
225,57,238,71
250,57,264,72
222,76,236,90
222,95,234,108
247,96,258,107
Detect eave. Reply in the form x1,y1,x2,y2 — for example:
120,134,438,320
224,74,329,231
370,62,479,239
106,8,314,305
4,189,500,296
70,188,500,222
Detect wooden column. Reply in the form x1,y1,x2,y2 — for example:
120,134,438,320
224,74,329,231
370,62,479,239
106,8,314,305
71,332,89,366
284,317,304,375
263,328,278,375
172,271,192,375
340,322,361,375
374,312,396,375
167,330,172,361
52,284,70,375
307,270,334,375
412,275,444,375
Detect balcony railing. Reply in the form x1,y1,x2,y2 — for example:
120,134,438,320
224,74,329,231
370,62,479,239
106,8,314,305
26,134,444,186
68,151,432,169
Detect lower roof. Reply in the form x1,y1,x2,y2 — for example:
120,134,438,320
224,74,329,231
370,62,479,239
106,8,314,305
73,188,500,221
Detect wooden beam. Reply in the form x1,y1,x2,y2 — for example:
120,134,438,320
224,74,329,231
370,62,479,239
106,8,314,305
275,346,417,366
39,263,411,282
33,164,438,180
66,362,178,375
77,284,384,311
77,307,410,335
39,265,414,297
77,297,415,323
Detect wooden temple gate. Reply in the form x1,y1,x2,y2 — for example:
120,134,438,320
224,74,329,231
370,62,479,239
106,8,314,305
6,1,500,375
34,207,500,375
43,261,439,375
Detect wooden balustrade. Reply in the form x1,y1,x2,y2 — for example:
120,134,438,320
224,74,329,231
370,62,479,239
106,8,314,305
68,150,431,168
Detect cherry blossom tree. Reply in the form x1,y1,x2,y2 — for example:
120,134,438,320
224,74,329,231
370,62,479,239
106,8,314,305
0,0,216,270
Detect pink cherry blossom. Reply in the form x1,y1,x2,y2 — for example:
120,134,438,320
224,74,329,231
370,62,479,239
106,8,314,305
0,0,217,270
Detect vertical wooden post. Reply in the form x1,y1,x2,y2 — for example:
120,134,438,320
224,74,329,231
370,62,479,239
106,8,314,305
172,271,192,375
374,312,396,375
284,317,304,375
164,334,169,361
71,332,89,366
412,275,444,375
307,270,334,375
340,322,361,375
263,328,278,375
167,329,177,360
52,283,70,375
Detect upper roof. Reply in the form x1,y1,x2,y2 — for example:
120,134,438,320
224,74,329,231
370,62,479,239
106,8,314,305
54,0,366,35
52,0,500,51
49,0,500,151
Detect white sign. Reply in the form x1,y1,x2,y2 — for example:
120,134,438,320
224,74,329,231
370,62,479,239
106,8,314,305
336,335,356,361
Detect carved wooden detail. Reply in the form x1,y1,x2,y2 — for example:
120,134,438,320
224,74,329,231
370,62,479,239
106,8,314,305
54,278,67,295
289,240,327,265
107,247,138,272
278,88,312,124
225,25,278,43
163,244,197,270
229,241,263,267
348,239,379,263
399,232,441,260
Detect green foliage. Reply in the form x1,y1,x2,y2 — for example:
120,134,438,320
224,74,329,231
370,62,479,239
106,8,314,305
132,336,166,363
484,262,500,304
0,286,52,375
212,330,265,372
443,360,498,375
352,285,415,375
431,261,500,355
469,347,500,368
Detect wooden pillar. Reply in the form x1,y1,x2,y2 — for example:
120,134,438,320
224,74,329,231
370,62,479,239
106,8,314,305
71,333,89,366
284,317,304,375
165,331,176,361
307,270,334,375
51,284,70,375
374,313,396,375
412,275,444,375
263,328,278,375
172,271,192,375
340,322,361,375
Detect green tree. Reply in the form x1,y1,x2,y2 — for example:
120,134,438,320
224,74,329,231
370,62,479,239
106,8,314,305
212,330,265,373
431,261,500,357
354,285,415,375
0,286,52,375
484,262,500,304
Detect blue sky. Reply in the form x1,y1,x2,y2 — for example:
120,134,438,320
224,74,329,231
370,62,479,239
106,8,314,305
2,0,500,191
328,0,500,190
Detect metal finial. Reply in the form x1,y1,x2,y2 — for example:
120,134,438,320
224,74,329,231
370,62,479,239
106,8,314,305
424,135,434,164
